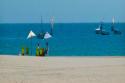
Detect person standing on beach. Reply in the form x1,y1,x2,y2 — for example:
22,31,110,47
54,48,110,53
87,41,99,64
37,43,40,49
45,42,49,55
36,42,40,56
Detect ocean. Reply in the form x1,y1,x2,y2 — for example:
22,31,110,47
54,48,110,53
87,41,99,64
0,23,125,56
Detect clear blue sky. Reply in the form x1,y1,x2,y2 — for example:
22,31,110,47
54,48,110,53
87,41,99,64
0,0,124,23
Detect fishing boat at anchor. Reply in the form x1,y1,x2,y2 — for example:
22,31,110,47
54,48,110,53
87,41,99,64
95,20,109,35
111,17,121,35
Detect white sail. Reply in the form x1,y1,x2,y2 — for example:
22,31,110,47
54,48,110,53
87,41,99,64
112,17,115,24
96,26,101,31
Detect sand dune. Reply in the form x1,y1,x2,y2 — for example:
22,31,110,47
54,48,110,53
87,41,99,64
0,55,125,83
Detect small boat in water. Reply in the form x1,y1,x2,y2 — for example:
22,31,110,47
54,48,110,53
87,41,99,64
95,25,102,34
37,32,45,39
95,21,109,35
111,17,121,35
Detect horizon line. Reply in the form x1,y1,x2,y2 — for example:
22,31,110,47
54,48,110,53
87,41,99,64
0,22,125,24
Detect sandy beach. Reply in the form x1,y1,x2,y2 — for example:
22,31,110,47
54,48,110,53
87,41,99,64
0,55,125,83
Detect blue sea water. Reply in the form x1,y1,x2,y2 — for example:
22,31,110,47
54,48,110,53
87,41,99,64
0,23,125,56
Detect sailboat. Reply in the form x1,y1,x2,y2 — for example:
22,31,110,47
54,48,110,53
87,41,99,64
111,17,121,35
95,20,109,35
37,17,45,39
95,23,102,34
37,16,54,39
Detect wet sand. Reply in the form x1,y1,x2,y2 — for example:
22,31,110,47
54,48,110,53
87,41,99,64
0,55,125,83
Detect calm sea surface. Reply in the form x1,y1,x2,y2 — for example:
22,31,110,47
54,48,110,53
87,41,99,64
0,23,125,56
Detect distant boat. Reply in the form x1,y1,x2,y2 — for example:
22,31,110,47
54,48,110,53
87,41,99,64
111,17,121,35
37,16,54,39
95,21,102,34
95,25,101,34
37,17,45,39
37,32,45,39
95,20,109,35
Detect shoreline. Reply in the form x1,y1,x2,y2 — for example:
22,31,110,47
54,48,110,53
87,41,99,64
1,54,125,57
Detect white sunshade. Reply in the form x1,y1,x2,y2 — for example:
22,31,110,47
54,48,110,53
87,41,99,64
44,32,52,39
27,30,36,39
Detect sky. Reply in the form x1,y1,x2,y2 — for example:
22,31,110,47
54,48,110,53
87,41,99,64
0,0,125,23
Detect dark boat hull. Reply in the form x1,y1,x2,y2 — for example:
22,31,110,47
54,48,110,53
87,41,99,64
95,30,101,34
113,30,121,35
101,31,109,35
37,33,45,39
111,26,122,35
95,30,109,35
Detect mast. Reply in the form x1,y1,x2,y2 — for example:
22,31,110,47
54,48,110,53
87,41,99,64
111,17,115,31
41,16,43,33
50,16,54,36
112,17,115,24
37,16,45,39
100,18,104,31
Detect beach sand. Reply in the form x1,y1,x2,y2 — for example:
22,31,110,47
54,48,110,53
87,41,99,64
0,55,125,83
